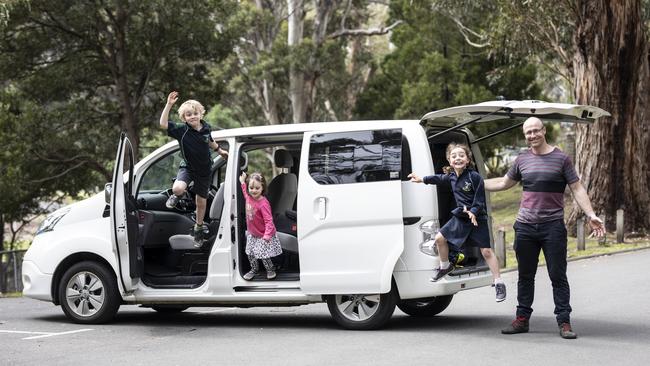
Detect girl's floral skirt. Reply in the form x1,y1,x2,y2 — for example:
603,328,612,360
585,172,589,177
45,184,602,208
245,232,283,259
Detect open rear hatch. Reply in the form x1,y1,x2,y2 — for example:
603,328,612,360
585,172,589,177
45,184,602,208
420,99,610,143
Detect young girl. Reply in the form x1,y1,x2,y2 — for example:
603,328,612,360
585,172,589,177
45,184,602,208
239,172,283,280
408,143,506,302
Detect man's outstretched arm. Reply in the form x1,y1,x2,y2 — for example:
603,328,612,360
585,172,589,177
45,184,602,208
484,175,518,192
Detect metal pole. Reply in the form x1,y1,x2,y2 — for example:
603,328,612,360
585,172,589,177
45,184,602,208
616,209,624,243
495,228,506,268
598,214,607,246
12,251,18,292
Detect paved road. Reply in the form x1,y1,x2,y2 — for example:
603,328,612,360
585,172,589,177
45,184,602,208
1,249,649,366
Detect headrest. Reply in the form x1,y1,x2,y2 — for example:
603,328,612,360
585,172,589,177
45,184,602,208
274,149,293,168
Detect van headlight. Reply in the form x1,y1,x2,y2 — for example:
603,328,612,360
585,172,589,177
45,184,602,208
36,208,70,235
418,219,440,256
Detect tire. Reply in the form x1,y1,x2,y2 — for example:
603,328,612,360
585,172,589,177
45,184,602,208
326,287,397,330
151,305,189,313
397,295,453,317
58,261,121,324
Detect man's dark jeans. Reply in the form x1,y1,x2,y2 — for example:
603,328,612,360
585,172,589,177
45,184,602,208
513,219,572,325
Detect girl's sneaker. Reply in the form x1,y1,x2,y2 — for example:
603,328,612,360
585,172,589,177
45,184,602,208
266,270,277,280
495,282,507,302
243,271,257,280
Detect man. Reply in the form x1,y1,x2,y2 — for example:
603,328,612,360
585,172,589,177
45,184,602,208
484,117,605,339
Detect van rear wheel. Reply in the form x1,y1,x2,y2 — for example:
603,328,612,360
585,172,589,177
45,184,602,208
58,261,121,324
326,288,397,330
397,295,453,317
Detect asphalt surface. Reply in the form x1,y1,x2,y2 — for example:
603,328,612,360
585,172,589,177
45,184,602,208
1,249,649,366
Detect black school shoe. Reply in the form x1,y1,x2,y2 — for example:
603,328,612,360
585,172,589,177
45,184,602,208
430,265,454,282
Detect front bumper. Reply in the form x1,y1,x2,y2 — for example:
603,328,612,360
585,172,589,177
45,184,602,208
21,260,54,302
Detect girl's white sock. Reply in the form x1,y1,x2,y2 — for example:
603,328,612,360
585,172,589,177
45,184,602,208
494,277,504,285
440,261,450,269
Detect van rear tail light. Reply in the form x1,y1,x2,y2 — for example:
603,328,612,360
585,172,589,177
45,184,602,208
418,219,440,257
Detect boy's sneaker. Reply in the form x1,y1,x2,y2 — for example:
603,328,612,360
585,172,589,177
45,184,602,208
266,270,277,280
501,316,529,334
243,271,257,280
166,194,180,209
430,265,454,282
559,323,578,339
495,282,506,302
192,223,209,246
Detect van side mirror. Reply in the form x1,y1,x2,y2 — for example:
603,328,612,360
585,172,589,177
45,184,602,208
104,183,112,204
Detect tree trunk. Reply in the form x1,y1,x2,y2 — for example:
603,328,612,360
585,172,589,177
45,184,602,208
568,0,650,232
288,0,306,123
0,213,4,252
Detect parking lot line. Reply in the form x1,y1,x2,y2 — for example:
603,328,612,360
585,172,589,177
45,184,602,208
0,328,93,340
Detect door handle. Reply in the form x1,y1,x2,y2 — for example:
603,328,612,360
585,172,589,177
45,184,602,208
317,197,326,220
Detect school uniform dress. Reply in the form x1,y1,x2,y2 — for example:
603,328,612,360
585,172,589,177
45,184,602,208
423,169,490,248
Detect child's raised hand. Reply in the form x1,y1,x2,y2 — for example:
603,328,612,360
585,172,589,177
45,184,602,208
239,172,247,184
463,205,478,226
167,91,179,105
408,173,422,183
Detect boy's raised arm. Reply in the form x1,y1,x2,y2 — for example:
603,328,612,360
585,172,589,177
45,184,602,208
159,91,179,129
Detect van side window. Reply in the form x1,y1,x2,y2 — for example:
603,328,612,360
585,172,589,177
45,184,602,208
308,129,404,185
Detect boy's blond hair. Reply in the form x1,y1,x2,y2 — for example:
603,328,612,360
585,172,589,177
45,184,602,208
177,99,205,121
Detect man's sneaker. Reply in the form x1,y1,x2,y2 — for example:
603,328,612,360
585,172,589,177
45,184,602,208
559,323,577,339
266,270,277,280
243,271,256,280
495,282,506,302
166,194,180,209
501,316,529,334
430,265,454,282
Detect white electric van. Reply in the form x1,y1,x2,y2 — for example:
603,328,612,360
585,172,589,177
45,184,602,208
22,100,609,329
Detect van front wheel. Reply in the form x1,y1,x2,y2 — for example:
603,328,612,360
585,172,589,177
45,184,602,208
397,295,453,317
326,289,397,330
58,261,121,324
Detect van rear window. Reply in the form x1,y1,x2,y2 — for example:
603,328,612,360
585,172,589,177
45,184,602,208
308,129,404,185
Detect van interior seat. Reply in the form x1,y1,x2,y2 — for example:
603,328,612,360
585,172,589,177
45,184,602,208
267,149,297,217
168,183,225,251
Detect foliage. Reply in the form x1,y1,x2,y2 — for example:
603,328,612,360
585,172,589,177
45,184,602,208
0,0,238,242
354,0,543,161
213,1,395,126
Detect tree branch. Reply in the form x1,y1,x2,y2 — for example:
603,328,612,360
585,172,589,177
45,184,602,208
328,20,403,39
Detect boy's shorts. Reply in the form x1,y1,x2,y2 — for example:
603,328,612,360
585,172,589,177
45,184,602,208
176,167,211,198
439,216,491,248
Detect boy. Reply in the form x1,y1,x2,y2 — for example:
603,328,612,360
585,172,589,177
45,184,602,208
159,91,227,244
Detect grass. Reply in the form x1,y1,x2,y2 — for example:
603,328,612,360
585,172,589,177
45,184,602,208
0,292,22,298
488,185,650,269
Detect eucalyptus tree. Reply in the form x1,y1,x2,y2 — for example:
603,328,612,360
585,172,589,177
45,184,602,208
215,0,400,126
439,0,650,232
